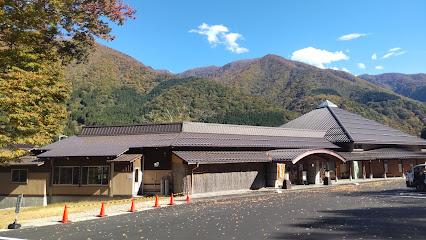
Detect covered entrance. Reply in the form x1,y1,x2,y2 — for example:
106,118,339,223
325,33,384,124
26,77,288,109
267,149,346,186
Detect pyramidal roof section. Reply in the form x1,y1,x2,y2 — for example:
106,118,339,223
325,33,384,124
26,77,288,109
329,107,426,145
317,100,338,109
282,101,426,146
281,107,352,143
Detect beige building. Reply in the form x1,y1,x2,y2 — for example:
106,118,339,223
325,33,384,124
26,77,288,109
1,101,425,209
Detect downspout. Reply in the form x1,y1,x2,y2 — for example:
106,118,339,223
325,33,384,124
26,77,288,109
191,162,200,194
141,155,145,194
49,158,54,199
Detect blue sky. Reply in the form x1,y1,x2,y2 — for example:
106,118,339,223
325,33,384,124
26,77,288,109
98,0,426,75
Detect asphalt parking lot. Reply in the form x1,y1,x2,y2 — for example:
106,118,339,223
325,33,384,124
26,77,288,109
1,179,425,240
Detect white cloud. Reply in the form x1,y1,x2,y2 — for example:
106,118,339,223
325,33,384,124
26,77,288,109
381,49,406,59
375,66,383,69
372,53,377,60
394,51,406,56
381,52,394,59
337,33,367,41
223,33,248,53
358,63,366,69
389,47,401,52
330,67,339,70
290,47,349,69
190,23,248,53
342,68,350,73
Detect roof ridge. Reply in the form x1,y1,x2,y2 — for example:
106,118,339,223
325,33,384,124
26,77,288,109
327,106,354,142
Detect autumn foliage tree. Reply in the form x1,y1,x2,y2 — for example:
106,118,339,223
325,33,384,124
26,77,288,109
0,0,136,163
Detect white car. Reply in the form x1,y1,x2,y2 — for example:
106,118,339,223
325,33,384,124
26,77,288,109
406,164,426,191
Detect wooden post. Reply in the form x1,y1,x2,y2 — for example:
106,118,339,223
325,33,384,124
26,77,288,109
363,163,366,179
109,163,114,197
335,164,339,182
49,158,54,197
383,160,387,179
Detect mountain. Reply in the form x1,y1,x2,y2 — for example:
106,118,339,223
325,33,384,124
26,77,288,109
63,45,293,135
63,44,426,137
178,54,426,136
358,73,426,102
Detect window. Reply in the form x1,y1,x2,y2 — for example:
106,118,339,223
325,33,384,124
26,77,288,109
11,169,28,183
384,160,389,173
398,160,403,172
81,166,109,185
135,169,139,183
53,167,80,185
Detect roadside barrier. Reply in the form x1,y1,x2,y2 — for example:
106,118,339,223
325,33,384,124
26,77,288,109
129,198,136,212
97,201,107,217
169,193,174,205
154,195,160,207
57,192,191,222
67,192,186,208
59,205,71,223
186,190,190,201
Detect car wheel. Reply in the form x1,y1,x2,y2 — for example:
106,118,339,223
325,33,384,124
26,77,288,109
418,182,426,192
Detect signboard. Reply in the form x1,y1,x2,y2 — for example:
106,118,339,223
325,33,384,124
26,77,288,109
15,194,23,213
277,164,285,185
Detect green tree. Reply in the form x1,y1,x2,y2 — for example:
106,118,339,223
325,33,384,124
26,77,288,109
0,0,135,164
421,128,426,140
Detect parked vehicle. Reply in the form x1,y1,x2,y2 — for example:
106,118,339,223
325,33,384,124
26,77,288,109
406,164,426,191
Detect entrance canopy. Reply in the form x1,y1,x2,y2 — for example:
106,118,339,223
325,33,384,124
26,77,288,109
268,149,346,164
173,149,346,165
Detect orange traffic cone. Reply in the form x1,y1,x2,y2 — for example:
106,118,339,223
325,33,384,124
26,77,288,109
129,198,136,212
154,195,160,207
186,190,190,201
97,201,107,217
59,205,71,223
169,194,174,206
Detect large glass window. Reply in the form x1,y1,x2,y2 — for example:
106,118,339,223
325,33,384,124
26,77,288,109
53,167,80,185
384,160,389,173
81,166,109,185
11,169,28,183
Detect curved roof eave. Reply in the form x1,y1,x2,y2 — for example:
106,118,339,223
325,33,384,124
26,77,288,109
291,149,347,164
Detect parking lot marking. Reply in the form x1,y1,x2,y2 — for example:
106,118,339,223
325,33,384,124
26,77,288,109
0,237,28,240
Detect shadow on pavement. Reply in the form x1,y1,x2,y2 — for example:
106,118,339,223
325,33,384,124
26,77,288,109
270,206,426,239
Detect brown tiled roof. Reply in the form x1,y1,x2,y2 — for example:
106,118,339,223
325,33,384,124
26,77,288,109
182,122,326,138
267,149,314,162
338,148,426,161
79,122,327,138
331,108,426,145
37,134,179,157
80,123,182,136
173,151,270,164
171,132,338,149
107,154,142,162
8,156,45,166
281,107,351,142
282,104,426,145
36,120,340,158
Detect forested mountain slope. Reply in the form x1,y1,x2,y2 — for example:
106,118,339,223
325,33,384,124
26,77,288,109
359,73,426,102
63,44,426,137
63,45,293,135
179,54,426,136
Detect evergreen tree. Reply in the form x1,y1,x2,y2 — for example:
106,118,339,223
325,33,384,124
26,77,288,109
421,128,426,140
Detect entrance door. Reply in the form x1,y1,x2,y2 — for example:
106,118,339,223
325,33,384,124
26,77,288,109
133,167,142,195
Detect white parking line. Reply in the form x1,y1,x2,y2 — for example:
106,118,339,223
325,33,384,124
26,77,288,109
0,237,28,240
